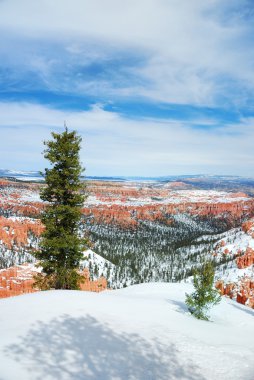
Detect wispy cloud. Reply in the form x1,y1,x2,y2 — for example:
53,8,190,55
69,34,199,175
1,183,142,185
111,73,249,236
0,0,254,107
0,102,253,176
0,1,253,175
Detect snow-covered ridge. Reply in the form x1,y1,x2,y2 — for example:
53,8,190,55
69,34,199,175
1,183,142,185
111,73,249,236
1,180,252,208
86,190,252,206
81,249,115,282
0,283,253,380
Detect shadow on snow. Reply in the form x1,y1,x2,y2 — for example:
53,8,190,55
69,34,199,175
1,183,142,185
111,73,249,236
5,314,205,380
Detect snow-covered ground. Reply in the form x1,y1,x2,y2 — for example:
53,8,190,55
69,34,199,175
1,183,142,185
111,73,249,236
0,283,253,380
86,190,252,207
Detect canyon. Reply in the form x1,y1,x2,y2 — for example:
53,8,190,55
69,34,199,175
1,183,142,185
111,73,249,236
0,178,254,308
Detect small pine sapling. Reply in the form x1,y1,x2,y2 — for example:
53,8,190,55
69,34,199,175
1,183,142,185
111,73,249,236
185,261,221,321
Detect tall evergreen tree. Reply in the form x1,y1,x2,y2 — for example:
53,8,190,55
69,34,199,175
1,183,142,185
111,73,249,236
35,127,88,290
185,261,221,320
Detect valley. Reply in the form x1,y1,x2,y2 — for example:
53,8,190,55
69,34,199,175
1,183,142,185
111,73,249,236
0,176,254,308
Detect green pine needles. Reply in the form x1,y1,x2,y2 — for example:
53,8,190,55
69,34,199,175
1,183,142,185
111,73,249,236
185,261,221,321
35,127,89,290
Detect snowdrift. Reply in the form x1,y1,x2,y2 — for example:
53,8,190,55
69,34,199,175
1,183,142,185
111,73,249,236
0,282,253,380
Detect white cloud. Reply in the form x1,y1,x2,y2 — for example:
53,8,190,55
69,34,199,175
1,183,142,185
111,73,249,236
0,0,253,105
0,2,253,175
0,102,253,176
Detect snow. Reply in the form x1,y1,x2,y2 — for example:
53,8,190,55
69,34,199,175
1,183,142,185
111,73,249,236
14,177,42,182
216,263,254,283
19,191,41,202
86,190,252,207
81,249,115,281
211,226,254,284
6,216,38,223
0,283,253,380
83,249,109,265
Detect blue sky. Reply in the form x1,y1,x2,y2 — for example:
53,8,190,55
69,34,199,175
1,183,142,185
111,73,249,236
0,0,254,176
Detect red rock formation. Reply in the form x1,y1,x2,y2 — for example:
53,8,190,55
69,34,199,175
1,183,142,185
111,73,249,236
82,195,254,229
242,218,254,238
0,264,107,299
1,179,254,229
242,219,254,232
236,292,248,305
236,248,254,269
79,268,107,292
215,281,235,299
0,216,44,248
215,280,224,294
0,265,37,298
216,278,254,308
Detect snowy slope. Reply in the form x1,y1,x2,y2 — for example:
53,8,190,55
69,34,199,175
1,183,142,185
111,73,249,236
81,249,115,282
214,226,254,283
0,283,253,380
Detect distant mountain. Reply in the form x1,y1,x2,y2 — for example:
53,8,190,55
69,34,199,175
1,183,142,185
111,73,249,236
1,168,254,185
0,169,42,181
0,170,124,182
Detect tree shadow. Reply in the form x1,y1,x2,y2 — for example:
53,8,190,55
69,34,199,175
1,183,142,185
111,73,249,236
167,299,189,314
4,314,205,380
230,302,254,317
